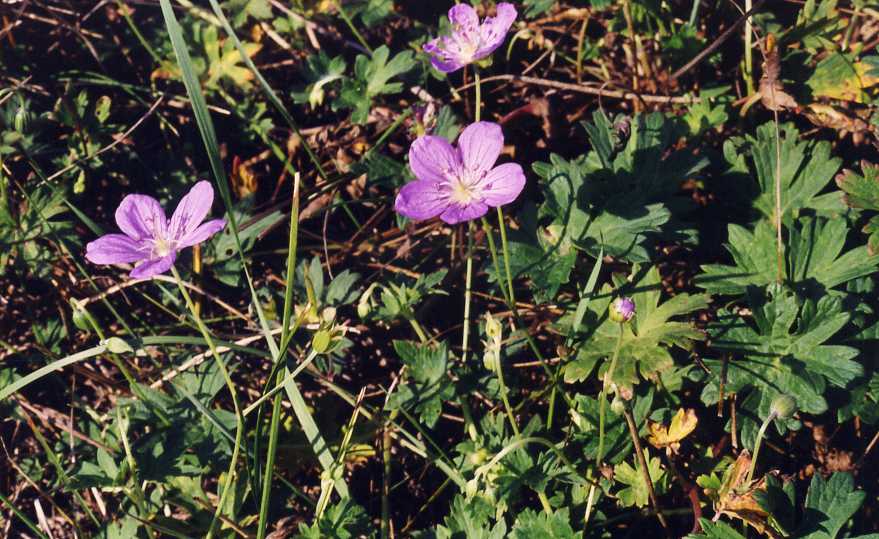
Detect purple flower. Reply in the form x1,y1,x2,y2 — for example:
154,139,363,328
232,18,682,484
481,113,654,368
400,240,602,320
86,181,226,279
395,121,526,224
424,3,517,73
609,297,636,323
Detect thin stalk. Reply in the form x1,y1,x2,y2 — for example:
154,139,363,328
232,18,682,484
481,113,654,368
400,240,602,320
586,323,625,528
597,324,625,465
258,173,301,539
474,68,482,122
746,411,777,484
461,222,475,363
333,0,372,54
623,407,670,534
688,0,701,27
493,345,520,438
744,0,755,95
381,425,392,539
170,265,243,539
496,208,515,315
773,109,783,282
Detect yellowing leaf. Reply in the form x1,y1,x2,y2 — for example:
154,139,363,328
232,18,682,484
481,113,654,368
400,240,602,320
807,53,879,103
231,156,258,199
647,408,697,451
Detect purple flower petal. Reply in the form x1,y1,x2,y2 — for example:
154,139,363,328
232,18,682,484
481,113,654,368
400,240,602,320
409,135,461,184
130,253,176,279
478,163,526,207
448,4,479,34
169,181,215,241
458,122,503,175
177,218,226,249
85,234,150,265
423,39,465,73
115,194,167,241
395,179,449,221
440,201,488,224
475,2,517,59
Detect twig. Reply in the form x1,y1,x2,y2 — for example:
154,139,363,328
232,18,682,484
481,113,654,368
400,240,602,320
457,74,699,104
670,0,767,82
622,407,671,535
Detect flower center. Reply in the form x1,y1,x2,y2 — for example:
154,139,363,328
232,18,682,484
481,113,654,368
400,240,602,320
152,237,174,258
447,168,484,205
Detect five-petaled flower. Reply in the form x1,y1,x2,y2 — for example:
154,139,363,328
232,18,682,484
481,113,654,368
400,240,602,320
424,3,517,73
86,181,226,279
395,121,526,224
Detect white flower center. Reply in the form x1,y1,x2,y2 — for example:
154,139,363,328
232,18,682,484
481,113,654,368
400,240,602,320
447,168,484,205
152,237,174,258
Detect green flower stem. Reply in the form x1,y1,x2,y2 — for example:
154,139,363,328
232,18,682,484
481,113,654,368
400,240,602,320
597,323,624,466
496,207,515,306
585,322,625,529
170,265,243,539
474,68,482,122
746,411,777,485
493,343,520,438
480,215,576,418
461,222,476,363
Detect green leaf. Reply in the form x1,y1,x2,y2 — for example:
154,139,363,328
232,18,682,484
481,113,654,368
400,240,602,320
386,341,454,427
686,519,746,539
698,217,879,296
533,112,706,262
700,285,862,447
291,52,347,108
335,45,415,124
510,508,582,538
565,266,708,391
432,495,507,539
613,448,666,508
748,122,844,223
837,162,879,253
295,499,371,539
798,473,866,539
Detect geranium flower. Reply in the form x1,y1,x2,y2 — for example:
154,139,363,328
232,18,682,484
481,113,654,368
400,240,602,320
395,121,525,224
424,3,517,73
86,181,226,279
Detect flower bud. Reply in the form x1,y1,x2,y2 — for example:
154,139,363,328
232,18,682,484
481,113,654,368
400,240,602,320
484,313,502,340
610,394,626,415
609,297,636,323
770,394,797,420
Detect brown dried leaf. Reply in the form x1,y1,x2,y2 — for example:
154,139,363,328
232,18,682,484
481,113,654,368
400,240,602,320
759,38,798,111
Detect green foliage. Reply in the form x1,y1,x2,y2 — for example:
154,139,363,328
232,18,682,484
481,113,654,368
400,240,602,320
701,285,862,446
532,111,707,263
386,340,454,427
698,217,879,296
510,508,582,538
837,162,879,254
564,266,709,391
613,448,667,508
292,52,347,108
296,499,372,538
335,45,416,124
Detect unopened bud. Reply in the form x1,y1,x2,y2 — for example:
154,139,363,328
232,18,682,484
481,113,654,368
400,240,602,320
609,297,636,323
610,395,626,415
770,394,797,420
484,313,502,340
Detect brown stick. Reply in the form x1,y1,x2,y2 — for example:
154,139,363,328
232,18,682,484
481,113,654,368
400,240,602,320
457,75,699,104
623,407,671,536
